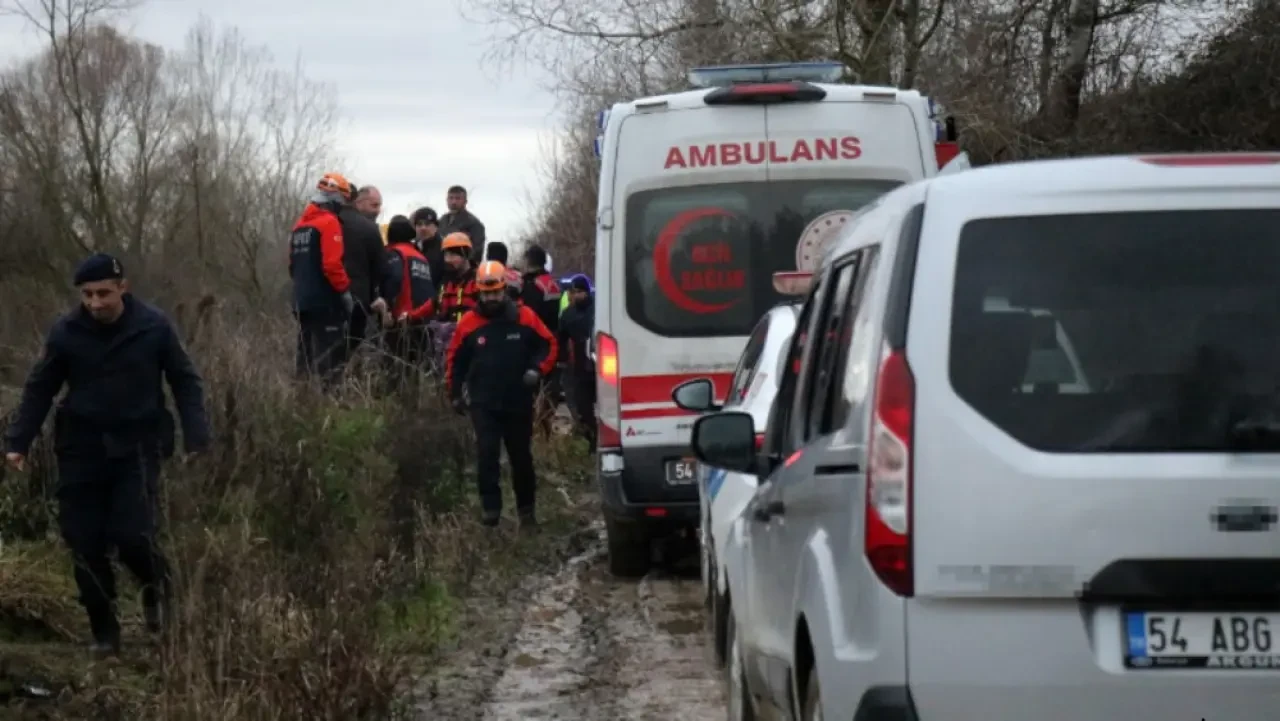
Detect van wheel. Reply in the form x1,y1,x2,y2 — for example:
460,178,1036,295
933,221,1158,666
800,669,822,721
605,516,651,578
725,609,755,721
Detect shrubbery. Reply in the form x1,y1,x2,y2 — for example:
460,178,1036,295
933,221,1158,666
0,303,592,720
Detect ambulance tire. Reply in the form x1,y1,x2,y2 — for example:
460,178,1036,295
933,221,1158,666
605,515,652,578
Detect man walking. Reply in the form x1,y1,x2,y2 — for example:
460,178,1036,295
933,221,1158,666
3,253,210,657
340,185,389,351
446,261,557,528
439,185,486,265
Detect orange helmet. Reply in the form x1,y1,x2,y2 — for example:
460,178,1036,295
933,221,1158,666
315,172,353,201
441,232,472,254
475,260,507,292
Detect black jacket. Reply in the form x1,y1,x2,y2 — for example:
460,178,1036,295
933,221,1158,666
439,209,486,264
521,270,562,333
446,302,557,411
338,206,386,306
416,233,447,291
558,298,595,376
4,295,210,457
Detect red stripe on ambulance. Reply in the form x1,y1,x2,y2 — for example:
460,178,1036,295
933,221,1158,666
664,137,862,170
620,373,735,405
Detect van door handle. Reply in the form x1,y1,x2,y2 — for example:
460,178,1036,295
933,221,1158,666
752,500,786,522
815,464,859,475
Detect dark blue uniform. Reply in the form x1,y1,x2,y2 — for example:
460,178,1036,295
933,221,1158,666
558,296,597,450
4,294,209,649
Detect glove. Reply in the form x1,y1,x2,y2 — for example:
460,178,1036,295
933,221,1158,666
451,396,468,416
340,292,355,316
522,369,540,388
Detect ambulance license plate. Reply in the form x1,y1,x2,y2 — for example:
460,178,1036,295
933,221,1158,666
665,459,698,485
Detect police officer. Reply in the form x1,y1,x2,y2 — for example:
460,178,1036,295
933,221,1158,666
289,172,356,386
445,261,557,528
3,253,210,657
558,275,597,450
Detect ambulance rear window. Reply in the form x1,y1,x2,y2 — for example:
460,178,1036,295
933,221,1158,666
623,179,897,337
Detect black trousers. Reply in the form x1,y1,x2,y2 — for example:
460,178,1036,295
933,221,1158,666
56,451,168,641
295,309,348,385
346,303,371,354
471,407,536,515
569,373,597,450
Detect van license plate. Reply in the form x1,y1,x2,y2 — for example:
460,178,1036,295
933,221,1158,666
1124,611,1280,669
665,459,697,484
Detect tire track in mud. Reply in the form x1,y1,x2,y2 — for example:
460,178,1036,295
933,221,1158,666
418,522,725,721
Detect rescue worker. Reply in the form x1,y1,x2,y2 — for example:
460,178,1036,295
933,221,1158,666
520,244,564,432
410,206,445,288
339,185,389,351
558,275,597,450
520,244,562,333
446,261,557,528
3,253,210,657
401,232,478,374
401,232,478,324
290,172,355,385
380,216,436,378
439,185,486,265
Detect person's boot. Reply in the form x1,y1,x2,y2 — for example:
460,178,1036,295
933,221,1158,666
481,509,501,527
86,605,121,659
517,508,538,532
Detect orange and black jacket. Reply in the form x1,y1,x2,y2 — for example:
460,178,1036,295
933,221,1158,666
406,267,477,322
520,270,562,333
446,302,558,410
288,203,350,313
382,243,437,318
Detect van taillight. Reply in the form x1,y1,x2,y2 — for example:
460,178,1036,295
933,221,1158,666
597,332,619,387
865,343,913,597
754,433,765,451
596,332,622,448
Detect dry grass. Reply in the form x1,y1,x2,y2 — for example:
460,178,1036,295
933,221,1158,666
0,301,595,720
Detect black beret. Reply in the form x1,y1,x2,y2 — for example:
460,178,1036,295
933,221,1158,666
73,253,124,285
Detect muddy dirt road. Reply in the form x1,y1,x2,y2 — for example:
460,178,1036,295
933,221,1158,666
416,522,727,720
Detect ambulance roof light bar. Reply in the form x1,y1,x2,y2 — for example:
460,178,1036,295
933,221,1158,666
688,61,845,89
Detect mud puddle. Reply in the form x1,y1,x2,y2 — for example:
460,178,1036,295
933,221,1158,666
415,523,725,720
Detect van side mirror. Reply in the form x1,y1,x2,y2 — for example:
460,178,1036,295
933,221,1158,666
672,378,720,412
691,412,757,475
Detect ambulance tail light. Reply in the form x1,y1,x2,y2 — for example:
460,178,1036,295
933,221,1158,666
772,271,813,296
754,433,765,451
866,343,914,597
596,331,622,447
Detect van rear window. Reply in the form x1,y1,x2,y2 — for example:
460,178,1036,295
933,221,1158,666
950,208,1280,452
624,180,897,337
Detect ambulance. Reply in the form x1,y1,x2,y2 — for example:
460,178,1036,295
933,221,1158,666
591,61,966,576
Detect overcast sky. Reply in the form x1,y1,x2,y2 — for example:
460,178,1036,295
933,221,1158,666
0,0,560,243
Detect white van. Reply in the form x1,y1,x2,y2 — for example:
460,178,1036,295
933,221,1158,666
591,61,965,576
692,151,1280,721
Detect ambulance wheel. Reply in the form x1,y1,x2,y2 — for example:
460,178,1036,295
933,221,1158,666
605,516,652,578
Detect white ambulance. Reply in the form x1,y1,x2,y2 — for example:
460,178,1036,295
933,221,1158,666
591,61,966,576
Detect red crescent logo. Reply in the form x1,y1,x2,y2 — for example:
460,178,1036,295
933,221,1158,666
652,207,741,314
